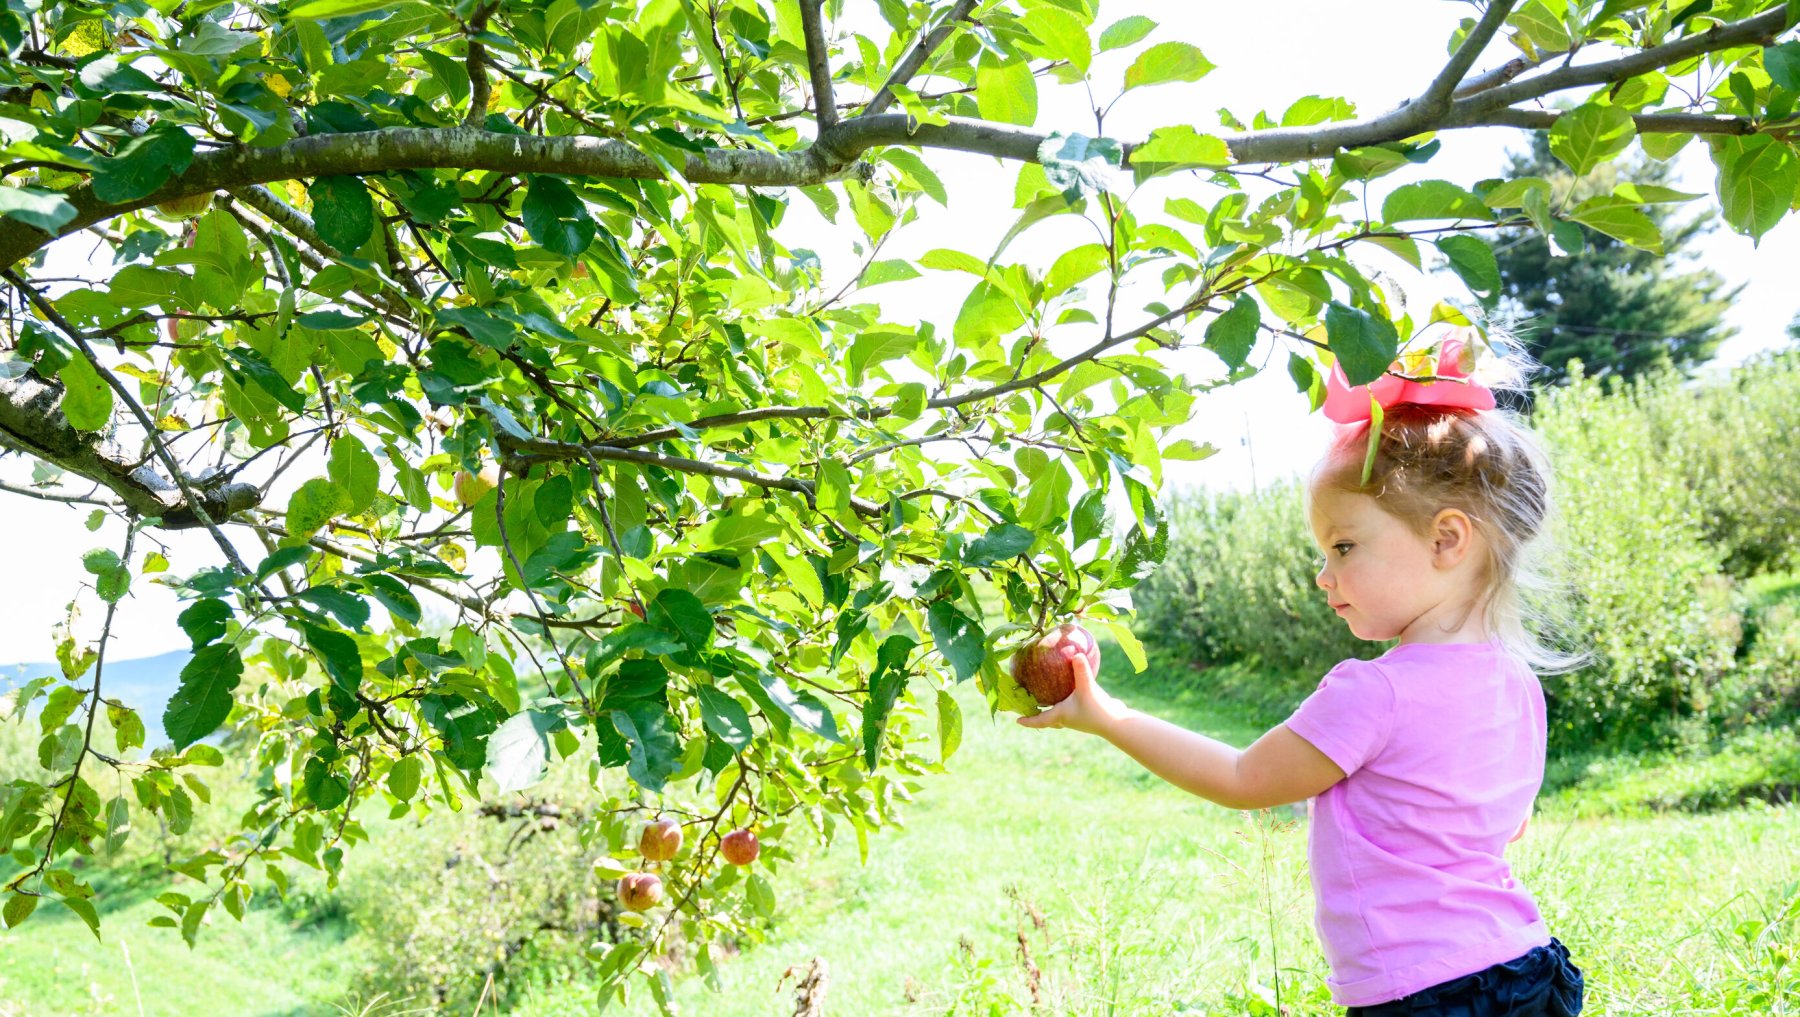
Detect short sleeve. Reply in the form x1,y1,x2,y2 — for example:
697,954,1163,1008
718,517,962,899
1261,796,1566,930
1282,658,1396,777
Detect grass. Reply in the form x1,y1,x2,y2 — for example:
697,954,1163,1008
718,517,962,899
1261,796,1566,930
6,649,1800,1015
509,657,1800,1016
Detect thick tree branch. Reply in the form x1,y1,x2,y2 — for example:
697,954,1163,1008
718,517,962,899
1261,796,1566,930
864,0,980,117
1,6,1793,267
1453,53,1553,98
0,364,263,528
799,0,838,129
3,272,258,573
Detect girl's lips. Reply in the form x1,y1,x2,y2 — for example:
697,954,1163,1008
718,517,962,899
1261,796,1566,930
1332,603,1349,612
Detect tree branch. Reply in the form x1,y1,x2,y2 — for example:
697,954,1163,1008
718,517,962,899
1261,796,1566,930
1417,1,1520,114
0,359,263,529
464,4,497,128
1453,6,1792,116
2,271,257,573
502,435,884,517
798,0,838,129
1470,106,1769,136
1,7,1792,266
864,0,980,118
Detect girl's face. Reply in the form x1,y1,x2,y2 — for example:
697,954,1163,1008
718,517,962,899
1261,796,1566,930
1307,485,1485,645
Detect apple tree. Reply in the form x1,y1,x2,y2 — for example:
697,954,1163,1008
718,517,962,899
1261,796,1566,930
3,0,1799,1004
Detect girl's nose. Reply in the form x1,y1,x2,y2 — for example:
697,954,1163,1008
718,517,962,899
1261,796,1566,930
1315,562,1331,590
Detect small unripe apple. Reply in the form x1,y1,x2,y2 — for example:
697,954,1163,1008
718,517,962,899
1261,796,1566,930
617,872,662,912
719,829,759,866
1009,622,1101,707
155,192,214,220
625,599,646,621
639,817,683,862
452,462,500,507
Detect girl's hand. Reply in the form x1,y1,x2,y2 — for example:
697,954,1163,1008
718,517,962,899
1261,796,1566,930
1015,644,1127,736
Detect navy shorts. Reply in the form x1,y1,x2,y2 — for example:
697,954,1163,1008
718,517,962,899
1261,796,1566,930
1345,938,1584,1016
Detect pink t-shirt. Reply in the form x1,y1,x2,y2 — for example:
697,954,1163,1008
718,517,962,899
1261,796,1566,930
1283,639,1550,1007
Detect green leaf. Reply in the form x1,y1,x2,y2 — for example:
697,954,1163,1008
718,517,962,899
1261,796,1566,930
1381,180,1491,222
1021,7,1090,74
611,703,683,792
287,478,351,540
303,757,350,810
1549,103,1636,176
964,523,1035,565
307,176,375,254
1766,42,1800,92
301,623,363,695
697,686,752,750
1098,15,1156,52
1131,125,1231,169
1037,133,1124,196
0,186,78,232
935,688,962,761
288,0,407,15
163,643,244,750
757,675,840,742
386,755,422,801
1123,41,1213,91
1716,135,1800,243
486,710,560,794
327,436,380,515
1435,235,1501,297
58,896,100,941
225,348,306,413
92,128,196,204
81,547,130,603
1512,0,1571,53
178,599,232,648
1203,294,1260,370
57,353,112,432
765,546,823,609
976,55,1038,126
523,176,597,257
4,892,38,929
926,601,986,683
648,588,713,650
847,329,919,385
1567,198,1664,253
1324,302,1399,388
953,280,1028,345
861,635,915,769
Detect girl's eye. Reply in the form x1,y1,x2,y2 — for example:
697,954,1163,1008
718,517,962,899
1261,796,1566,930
1333,543,1353,557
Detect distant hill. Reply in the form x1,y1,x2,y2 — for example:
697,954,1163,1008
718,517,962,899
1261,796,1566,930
1,649,190,749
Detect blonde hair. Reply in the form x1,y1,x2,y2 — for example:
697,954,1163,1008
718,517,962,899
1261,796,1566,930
1308,333,1590,675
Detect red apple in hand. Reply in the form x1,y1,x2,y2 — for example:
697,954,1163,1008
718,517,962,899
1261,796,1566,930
719,829,759,866
639,817,683,862
617,872,663,911
1010,622,1101,707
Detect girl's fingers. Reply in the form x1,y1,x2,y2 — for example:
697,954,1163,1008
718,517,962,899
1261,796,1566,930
1068,652,1094,688
1015,704,1063,729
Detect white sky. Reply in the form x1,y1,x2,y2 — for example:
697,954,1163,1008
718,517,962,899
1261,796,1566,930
4,1,1797,664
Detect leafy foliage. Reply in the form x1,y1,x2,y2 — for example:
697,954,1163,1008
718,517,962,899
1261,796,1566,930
2,0,1799,1006
1491,136,1739,388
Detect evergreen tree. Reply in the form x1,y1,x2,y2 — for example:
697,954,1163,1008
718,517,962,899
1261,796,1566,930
1494,136,1740,388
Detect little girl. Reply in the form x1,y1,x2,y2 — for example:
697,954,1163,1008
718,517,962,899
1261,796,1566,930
1019,335,1586,1015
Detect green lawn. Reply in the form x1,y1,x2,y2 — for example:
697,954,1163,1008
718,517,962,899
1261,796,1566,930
6,661,1799,1016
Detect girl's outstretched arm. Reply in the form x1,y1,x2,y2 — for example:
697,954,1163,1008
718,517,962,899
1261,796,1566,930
1017,651,1346,810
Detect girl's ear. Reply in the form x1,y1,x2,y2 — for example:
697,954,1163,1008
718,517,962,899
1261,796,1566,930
1431,508,1476,566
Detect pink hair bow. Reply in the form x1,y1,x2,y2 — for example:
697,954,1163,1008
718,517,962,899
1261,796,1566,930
1321,336,1496,424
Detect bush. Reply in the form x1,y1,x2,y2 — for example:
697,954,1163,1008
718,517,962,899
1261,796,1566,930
1133,481,1377,707
1532,363,1742,747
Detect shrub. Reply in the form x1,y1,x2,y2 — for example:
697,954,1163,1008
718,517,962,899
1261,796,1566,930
1133,481,1377,706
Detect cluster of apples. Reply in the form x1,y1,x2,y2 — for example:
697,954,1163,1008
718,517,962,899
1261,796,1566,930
614,816,761,912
